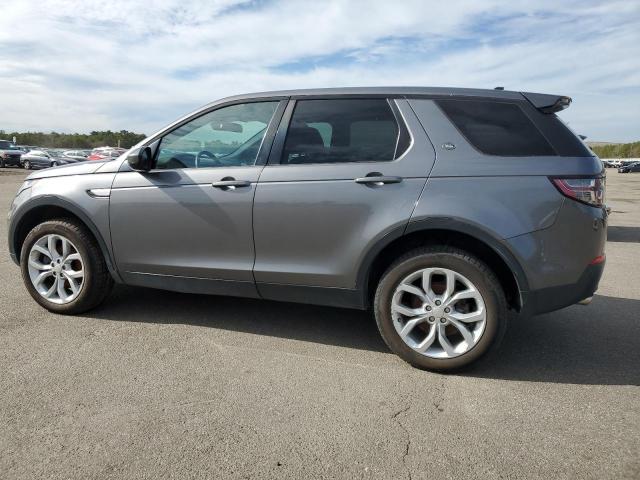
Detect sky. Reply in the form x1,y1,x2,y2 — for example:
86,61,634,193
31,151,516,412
1,0,639,142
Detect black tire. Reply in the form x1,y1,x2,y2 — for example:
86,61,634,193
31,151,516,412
23,160,31,170
0,158,5,168
20,219,114,314
51,161,58,167
374,246,508,371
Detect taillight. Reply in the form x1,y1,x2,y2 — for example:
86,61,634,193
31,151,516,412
550,176,605,207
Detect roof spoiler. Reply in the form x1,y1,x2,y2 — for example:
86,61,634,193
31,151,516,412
521,92,572,113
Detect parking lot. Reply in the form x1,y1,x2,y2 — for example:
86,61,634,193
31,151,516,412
0,168,638,479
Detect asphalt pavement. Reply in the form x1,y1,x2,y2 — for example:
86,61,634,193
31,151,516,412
0,167,638,479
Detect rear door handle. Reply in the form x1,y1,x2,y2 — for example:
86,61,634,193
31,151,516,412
211,177,251,190
354,175,403,186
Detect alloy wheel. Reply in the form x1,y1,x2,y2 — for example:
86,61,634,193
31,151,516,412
27,234,85,304
391,267,487,359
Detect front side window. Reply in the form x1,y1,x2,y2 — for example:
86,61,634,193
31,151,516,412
282,99,404,165
155,101,279,170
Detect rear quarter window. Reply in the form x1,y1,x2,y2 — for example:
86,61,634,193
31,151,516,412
436,99,556,157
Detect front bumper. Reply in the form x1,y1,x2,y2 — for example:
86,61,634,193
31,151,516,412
2,155,22,165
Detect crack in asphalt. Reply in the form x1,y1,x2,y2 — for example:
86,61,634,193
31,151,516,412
390,376,448,480
391,405,412,480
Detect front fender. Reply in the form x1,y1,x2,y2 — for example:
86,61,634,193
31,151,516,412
8,194,122,283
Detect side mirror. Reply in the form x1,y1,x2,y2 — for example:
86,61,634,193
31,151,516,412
127,146,153,171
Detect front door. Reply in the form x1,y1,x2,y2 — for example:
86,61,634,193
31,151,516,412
110,100,285,297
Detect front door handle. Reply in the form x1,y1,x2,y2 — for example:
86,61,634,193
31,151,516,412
354,174,403,186
211,177,251,190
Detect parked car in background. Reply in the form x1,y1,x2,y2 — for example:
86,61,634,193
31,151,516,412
20,149,80,170
0,139,23,168
608,160,623,168
63,150,90,160
7,87,606,372
87,149,124,161
16,145,38,153
618,161,640,173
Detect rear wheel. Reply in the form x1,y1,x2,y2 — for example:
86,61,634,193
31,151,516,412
20,219,114,314
50,161,58,167
23,160,31,170
374,246,508,371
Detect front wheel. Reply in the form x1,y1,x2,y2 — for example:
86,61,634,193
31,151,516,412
23,160,31,170
50,161,58,167
374,246,508,371
20,219,114,314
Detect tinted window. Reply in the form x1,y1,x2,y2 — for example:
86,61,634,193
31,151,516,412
156,101,279,170
436,99,555,156
282,99,404,164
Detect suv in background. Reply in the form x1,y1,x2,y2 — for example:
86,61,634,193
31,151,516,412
0,139,23,167
7,87,606,371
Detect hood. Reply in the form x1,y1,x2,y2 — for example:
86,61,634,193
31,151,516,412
27,159,110,180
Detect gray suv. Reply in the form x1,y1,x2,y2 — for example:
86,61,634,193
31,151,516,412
7,87,606,371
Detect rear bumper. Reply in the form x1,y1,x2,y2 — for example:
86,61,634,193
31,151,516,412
507,198,607,316
528,261,605,315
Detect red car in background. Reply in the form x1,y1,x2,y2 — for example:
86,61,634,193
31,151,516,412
87,149,125,161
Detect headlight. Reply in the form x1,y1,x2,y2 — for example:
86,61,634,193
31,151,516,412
16,179,36,196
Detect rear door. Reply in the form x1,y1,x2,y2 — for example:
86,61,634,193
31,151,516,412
252,97,436,303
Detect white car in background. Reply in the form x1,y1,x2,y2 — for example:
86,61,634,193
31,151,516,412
63,150,90,160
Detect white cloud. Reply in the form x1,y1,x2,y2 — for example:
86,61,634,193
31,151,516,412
0,0,638,141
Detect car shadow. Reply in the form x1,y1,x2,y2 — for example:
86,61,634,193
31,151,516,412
607,225,640,243
89,285,388,353
89,288,640,386
465,294,640,386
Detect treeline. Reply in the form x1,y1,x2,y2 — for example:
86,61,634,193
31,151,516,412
0,130,146,149
590,141,640,159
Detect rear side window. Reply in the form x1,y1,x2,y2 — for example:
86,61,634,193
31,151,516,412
436,99,555,156
282,99,407,164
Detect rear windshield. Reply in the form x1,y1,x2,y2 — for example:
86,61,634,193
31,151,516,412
436,99,555,156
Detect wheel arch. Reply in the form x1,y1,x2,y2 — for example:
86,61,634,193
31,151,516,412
358,218,530,312
9,196,121,282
